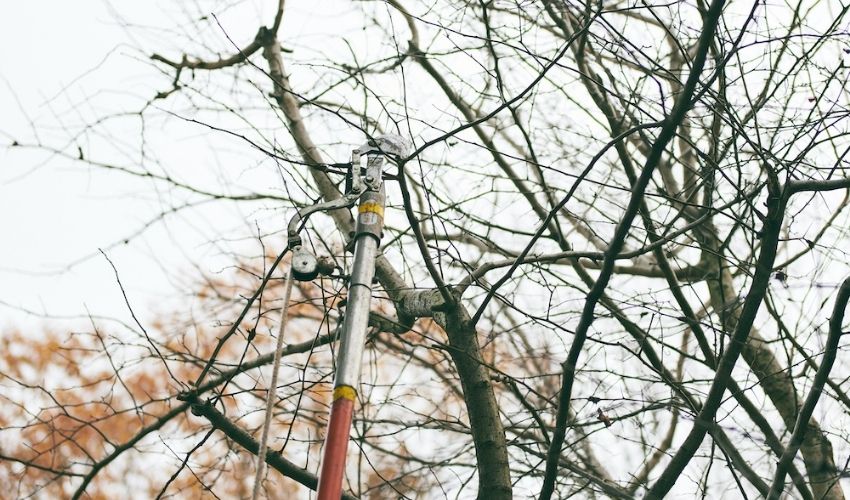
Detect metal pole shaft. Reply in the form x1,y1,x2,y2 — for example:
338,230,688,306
317,168,385,499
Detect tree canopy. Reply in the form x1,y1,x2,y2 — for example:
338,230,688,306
2,1,850,498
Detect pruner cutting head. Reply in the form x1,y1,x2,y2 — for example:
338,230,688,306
287,134,411,282
351,134,411,191
354,134,412,161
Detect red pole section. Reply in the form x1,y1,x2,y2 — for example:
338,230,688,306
317,385,356,500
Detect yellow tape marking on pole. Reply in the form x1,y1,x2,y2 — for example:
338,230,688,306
333,385,357,402
358,201,384,218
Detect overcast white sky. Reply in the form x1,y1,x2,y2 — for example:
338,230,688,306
0,2,353,332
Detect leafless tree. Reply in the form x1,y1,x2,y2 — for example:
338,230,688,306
3,0,850,498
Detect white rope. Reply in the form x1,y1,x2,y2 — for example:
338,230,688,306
251,269,295,500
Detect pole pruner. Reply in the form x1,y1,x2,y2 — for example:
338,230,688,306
286,134,410,499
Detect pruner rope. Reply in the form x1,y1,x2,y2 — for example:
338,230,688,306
251,268,294,500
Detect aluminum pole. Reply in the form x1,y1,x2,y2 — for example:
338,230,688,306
316,155,385,500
